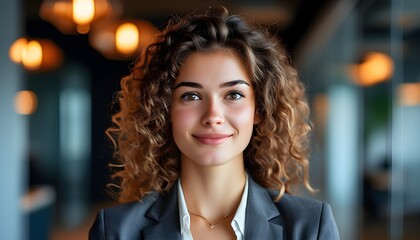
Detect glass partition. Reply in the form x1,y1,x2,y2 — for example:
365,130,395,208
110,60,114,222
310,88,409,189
297,0,420,239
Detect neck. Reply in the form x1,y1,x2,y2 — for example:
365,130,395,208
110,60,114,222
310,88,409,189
180,156,246,220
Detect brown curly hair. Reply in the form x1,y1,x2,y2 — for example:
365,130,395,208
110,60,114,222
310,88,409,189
107,7,313,203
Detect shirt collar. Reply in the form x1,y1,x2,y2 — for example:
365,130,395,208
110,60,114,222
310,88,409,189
232,173,248,237
177,179,191,236
177,173,249,239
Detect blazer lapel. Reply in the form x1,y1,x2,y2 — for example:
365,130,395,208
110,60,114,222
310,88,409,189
142,185,182,240
245,177,284,240
140,177,283,239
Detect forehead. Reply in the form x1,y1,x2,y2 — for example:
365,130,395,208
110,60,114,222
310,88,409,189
175,50,251,84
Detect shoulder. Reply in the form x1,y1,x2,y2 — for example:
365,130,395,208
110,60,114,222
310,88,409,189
102,193,159,219
88,192,160,240
275,193,325,214
272,193,340,239
247,177,340,239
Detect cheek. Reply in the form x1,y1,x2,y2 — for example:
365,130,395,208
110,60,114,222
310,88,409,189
171,107,197,132
229,104,256,129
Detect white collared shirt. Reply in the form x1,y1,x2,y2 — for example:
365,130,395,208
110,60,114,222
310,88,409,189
178,174,249,240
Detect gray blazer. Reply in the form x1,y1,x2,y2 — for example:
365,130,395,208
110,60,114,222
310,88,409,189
89,177,340,239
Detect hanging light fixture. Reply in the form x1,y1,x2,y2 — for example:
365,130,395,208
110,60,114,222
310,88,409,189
9,38,29,64
348,52,394,87
22,40,43,70
9,38,63,71
89,19,158,60
39,0,122,34
72,0,95,33
15,90,38,115
115,22,139,56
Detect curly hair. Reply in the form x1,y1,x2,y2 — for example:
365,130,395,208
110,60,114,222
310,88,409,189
107,7,313,203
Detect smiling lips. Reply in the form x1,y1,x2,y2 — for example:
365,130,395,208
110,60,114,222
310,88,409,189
192,133,232,145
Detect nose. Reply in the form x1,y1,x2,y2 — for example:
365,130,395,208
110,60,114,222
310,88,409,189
201,98,225,126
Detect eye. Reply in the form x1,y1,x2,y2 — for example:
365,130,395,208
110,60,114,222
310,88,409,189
225,91,244,101
181,92,201,102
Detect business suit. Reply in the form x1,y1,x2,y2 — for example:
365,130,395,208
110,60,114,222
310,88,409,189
89,177,340,239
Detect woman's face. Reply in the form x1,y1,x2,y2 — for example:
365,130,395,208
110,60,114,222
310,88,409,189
171,50,258,167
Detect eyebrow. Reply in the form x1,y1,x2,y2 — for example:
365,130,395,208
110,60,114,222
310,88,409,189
220,80,250,88
173,79,250,89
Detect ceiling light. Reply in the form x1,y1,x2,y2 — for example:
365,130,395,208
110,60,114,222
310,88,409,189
89,19,157,60
348,52,394,87
9,38,63,71
40,0,122,34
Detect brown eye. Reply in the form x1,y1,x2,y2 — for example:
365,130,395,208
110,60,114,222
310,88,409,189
181,92,201,101
225,91,244,101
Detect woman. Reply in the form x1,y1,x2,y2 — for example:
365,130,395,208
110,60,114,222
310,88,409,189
89,7,340,240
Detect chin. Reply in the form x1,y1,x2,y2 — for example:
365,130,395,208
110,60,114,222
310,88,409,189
194,153,242,167
192,158,227,167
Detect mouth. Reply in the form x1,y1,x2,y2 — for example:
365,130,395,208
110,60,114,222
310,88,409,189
192,133,232,145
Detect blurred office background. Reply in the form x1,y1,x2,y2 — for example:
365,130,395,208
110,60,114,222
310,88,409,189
1,0,419,239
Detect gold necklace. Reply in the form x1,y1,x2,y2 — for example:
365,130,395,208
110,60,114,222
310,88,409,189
188,211,235,229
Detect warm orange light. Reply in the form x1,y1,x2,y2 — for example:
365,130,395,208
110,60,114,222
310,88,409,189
9,38,63,71
77,24,91,34
89,19,157,60
352,52,394,86
40,0,122,35
52,1,68,13
73,0,95,25
9,38,27,63
398,83,420,106
39,39,64,71
116,23,139,56
22,40,43,70
15,91,38,115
